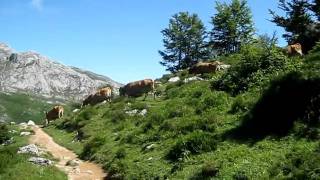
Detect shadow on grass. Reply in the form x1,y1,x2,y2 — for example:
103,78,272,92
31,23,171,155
223,72,320,142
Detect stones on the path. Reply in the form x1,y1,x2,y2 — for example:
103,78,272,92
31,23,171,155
17,144,40,155
27,120,36,126
20,131,32,136
28,157,53,166
66,159,81,167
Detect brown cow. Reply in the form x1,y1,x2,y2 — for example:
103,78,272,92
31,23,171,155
189,61,223,74
82,87,112,107
287,43,303,56
119,79,155,100
45,105,64,126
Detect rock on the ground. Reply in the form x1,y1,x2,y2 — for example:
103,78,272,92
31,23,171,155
27,120,35,126
18,144,40,155
72,109,80,113
184,76,204,83
168,76,180,83
19,122,28,129
125,109,139,116
28,157,53,166
1,137,14,146
139,109,148,116
20,131,32,136
66,159,81,167
10,122,16,125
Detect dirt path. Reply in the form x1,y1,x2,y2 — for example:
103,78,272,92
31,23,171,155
29,125,107,180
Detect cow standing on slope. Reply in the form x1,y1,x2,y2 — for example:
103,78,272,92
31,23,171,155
45,105,64,126
119,79,155,100
82,87,112,107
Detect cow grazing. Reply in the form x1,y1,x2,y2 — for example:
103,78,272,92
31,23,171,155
119,79,155,100
189,61,224,75
82,87,112,107
287,43,303,56
45,105,64,126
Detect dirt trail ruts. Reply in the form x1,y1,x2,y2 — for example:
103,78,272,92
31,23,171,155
29,125,106,180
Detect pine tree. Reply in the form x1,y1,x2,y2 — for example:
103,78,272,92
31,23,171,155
210,0,255,55
270,0,320,53
159,12,209,72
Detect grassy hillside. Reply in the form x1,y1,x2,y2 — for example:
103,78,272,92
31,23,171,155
45,41,320,179
0,92,74,124
0,123,67,180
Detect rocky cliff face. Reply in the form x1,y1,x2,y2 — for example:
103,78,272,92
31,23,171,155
0,43,122,101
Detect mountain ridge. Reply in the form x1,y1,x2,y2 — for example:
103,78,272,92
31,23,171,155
0,43,122,101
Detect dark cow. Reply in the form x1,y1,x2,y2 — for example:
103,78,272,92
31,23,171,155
45,105,64,126
82,87,112,107
287,43,303,56
119,79,155,100
189,61,223,74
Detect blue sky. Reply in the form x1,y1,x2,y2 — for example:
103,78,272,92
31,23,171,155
0,0,285,84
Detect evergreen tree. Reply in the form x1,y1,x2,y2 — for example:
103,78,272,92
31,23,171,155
159,12,209,72
210,0,255,55
270,0,320,53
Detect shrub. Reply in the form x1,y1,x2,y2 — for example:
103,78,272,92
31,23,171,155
191,162,219,179
80,136,106,160
167,131,217,161
0,124,9,144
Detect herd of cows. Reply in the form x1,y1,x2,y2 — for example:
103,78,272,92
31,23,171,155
44,43,303,125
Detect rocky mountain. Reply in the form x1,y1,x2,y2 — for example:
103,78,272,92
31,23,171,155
0,43,122,101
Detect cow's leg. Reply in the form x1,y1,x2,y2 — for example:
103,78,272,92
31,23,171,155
45,119,49,127
143,93,147,101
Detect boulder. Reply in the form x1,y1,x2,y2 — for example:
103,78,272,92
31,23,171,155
184,76,204,83
27,120,36,126
28,157,53,166
139,109,148,116
20,131,32,136
168,76,180,83
18,144,40,155
72,109,80,113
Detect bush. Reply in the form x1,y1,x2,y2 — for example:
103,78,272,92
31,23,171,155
191,162,219,179
81,136,106,160
212,37,293,95
0,124,9,144
167,131,217,161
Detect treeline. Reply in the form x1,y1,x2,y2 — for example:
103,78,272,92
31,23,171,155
159,0,320,72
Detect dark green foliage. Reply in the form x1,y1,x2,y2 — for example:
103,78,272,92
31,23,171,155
270,0,320,53
0,123,9,144
270,145,320,179
210,0,255,55
212,36,294,95
80,136,106,160
228,72,320,140
159,12,209,72
192,162,219,179
167,131,217,161
233,171,249,180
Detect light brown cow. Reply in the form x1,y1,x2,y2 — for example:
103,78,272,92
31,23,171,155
82,87,112,107
119,79,155,100
45,105,64,126
189,61,223,74
287,43,303,56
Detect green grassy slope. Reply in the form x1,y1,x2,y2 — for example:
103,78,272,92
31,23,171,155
0,93,52,124
45,42,320,179
0,124,67,180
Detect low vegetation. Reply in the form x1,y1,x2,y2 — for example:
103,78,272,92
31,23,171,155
0,123,67,180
